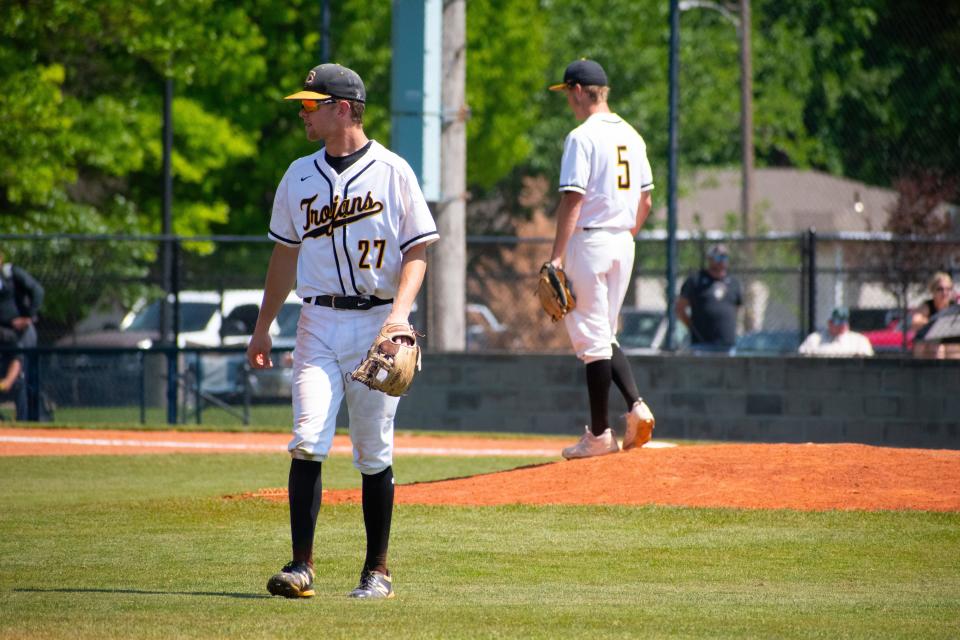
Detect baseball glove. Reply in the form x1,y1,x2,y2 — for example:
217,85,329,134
536,262,576,322
350,323,422,397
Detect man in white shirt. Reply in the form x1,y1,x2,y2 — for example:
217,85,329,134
798,307,874,357
546,59,656,460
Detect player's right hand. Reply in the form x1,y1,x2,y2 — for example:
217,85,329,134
247,332,273,369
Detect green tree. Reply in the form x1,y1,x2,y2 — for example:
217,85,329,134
0,0,264,236
466,0,549,191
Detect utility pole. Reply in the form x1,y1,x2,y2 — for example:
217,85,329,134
739,0,753,239
429,0,467,351
738,0,755,332
678,0,755,331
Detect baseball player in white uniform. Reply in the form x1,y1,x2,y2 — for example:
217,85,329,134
547,59,656,460
247,63,438,600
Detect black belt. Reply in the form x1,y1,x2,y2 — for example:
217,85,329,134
302,295,393,310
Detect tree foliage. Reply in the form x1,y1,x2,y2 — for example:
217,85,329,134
2,0,957,238
465,0,549,191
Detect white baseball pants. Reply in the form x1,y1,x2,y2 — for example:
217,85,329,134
289,303,398,473
562,229,635,363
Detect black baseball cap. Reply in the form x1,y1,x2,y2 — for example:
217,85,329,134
285,63,366,103
549,59,608,91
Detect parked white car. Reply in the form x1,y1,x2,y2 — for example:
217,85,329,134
54,290,302,403
117,290,300,349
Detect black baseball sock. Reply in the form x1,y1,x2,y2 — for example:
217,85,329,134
288,458,323,565
610,344,641,409
585,359,612,436
361,466,395,575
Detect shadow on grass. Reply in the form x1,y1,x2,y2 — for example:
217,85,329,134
15,587,270,599
401,460,557,486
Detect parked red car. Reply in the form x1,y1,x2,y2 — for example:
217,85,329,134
861,318,915,352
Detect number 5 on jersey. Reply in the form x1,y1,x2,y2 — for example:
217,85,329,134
617,145,630,189
358,239,386,269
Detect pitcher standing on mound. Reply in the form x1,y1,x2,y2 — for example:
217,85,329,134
546,59,656,460
247,63,438,600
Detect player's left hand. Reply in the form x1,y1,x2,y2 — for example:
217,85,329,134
350,323,421,396
247,331,274,369
537,262,576,322
382,317,414,345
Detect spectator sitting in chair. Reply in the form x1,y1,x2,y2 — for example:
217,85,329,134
798,307,874,357
910,272,956,332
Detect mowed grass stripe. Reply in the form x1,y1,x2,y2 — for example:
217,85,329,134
0,454,958,639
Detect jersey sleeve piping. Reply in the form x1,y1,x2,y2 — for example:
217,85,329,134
400,230,440,252
268,229,301,246
559,184,587,194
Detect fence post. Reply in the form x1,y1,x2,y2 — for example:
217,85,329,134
26,347,40,421
138,351,146,425
241,361,251,427
805,228,818,336
166,347,177,425
194,351,202,424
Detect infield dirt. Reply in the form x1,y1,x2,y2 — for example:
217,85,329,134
3,428,958,512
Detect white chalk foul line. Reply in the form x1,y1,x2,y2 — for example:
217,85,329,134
0,435,675,456
0,435,556,457
1,435,281,452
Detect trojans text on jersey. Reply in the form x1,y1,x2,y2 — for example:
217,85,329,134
301,191,384,238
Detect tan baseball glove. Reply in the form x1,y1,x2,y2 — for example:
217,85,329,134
536,262,576,322
350,323,422,397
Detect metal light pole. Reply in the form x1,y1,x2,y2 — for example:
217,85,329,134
320,0,331,62
666,0,680,350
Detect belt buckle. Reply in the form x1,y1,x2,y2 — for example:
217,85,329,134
329,294,341,309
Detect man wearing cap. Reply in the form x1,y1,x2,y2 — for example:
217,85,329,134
798,307,874,357
545,59,657,460
676,243,743,353
247,63,439,600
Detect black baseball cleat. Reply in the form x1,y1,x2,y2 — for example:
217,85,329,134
347,569,395,599
267,560,315,598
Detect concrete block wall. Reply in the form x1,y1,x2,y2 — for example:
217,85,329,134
395,354,960,449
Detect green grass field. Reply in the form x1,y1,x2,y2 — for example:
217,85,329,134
49,404,296,431
1,448,958,639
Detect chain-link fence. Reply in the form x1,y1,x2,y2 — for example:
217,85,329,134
0,232,957,424
3,231,958,351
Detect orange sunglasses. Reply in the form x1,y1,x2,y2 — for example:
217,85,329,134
301,98,338,112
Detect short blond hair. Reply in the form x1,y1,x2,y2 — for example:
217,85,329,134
583,85,609,103
929,271,953,293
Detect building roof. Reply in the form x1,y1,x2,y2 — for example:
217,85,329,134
656,168,898,233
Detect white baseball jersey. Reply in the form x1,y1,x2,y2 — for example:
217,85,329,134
558,113,654,229
798,330,875,357
269,140,439,299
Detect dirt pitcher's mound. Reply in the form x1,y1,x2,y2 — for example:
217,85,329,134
249,443,960,512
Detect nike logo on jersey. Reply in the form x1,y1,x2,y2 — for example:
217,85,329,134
300,176,311,181
300,191,385,238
